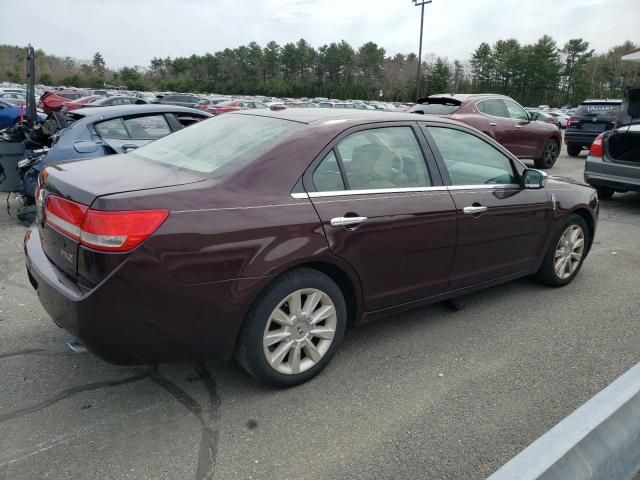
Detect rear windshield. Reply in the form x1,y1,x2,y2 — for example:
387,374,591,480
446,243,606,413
575,103,621,116
413,102,460,114
131,114,304,177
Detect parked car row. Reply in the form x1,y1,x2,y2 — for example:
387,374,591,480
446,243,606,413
19,104,211,200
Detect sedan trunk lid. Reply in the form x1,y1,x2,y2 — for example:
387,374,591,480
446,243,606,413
38,153,206,280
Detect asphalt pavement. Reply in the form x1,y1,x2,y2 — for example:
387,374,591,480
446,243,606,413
2,146,640,480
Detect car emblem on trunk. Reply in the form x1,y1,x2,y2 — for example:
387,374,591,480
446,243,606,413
593,117,598,122
60,249,74,263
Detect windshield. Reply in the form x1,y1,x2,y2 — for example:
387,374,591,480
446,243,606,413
576,103,621,116
131,114,304,177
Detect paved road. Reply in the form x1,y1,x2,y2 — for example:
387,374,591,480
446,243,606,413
2,147,640,480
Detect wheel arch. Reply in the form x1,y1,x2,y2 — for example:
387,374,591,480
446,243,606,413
245,255,365,330
569,207,596,253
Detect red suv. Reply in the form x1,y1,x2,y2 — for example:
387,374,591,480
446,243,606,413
38,90,85,114
409,94,562,169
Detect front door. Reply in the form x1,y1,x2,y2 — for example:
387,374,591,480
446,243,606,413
305,124,458,311
422,124,551,289
504,99,541,158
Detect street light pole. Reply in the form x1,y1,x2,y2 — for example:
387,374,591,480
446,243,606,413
412,0,432,101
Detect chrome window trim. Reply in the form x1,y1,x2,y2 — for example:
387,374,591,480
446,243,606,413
291,184,525,199
448,183,521,190
291,186,448,199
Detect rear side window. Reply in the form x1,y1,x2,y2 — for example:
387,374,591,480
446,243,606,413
426,126,518,186
575,103,621,116
313,151,345,192
95,115,171,140
125,115,171,139
131,115,304,177
335,127,431,190
95,118,129,139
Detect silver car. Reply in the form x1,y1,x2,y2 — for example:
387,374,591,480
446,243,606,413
584,85,640,199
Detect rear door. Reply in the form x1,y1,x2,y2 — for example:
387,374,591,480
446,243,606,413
421,123,551,289
304,123,458,311
475,99,515,150
93,114,173,153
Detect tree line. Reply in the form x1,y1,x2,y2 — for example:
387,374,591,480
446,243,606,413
1,37,638,107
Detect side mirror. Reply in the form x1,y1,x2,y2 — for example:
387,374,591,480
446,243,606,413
522,168,547,189
528,111,539,121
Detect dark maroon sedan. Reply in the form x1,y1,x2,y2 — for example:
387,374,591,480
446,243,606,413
25,109,598,387
408,94,562,169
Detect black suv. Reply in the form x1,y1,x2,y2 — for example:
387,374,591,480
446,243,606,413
565,99,622,156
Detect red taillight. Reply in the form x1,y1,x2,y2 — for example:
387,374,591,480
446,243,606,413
81,209,168,251
590,133,604,158
44,196,168,252
45,196,88,240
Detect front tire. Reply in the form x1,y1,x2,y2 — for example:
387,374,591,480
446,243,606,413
533,214,589,287
235,268,347,388
534,139,560,169
566,143,582,157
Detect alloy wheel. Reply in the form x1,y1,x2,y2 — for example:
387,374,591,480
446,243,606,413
554,224,585,279
263,288,337,375
544,141,559,166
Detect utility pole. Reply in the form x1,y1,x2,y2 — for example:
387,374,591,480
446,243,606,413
412,0,432,101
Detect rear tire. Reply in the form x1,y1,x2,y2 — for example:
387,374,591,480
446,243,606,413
235,268,346,388
533,214,589,287
595,186,614,200
534,139,560,169
566,143,582,157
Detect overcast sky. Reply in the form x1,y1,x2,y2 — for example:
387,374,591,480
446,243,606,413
3,0,639,68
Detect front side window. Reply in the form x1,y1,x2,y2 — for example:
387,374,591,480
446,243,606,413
504,100,529,121
132,114,304,177
478,99,509,118
335,127,431,190
426,126,518,186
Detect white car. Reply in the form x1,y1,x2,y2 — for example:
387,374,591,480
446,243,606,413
547,111,570,129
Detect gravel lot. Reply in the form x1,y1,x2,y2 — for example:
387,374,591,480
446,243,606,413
2,146,640,480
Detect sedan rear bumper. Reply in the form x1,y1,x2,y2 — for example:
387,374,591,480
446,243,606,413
584,155,640,192
24,226,266,364
565,130,600,147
